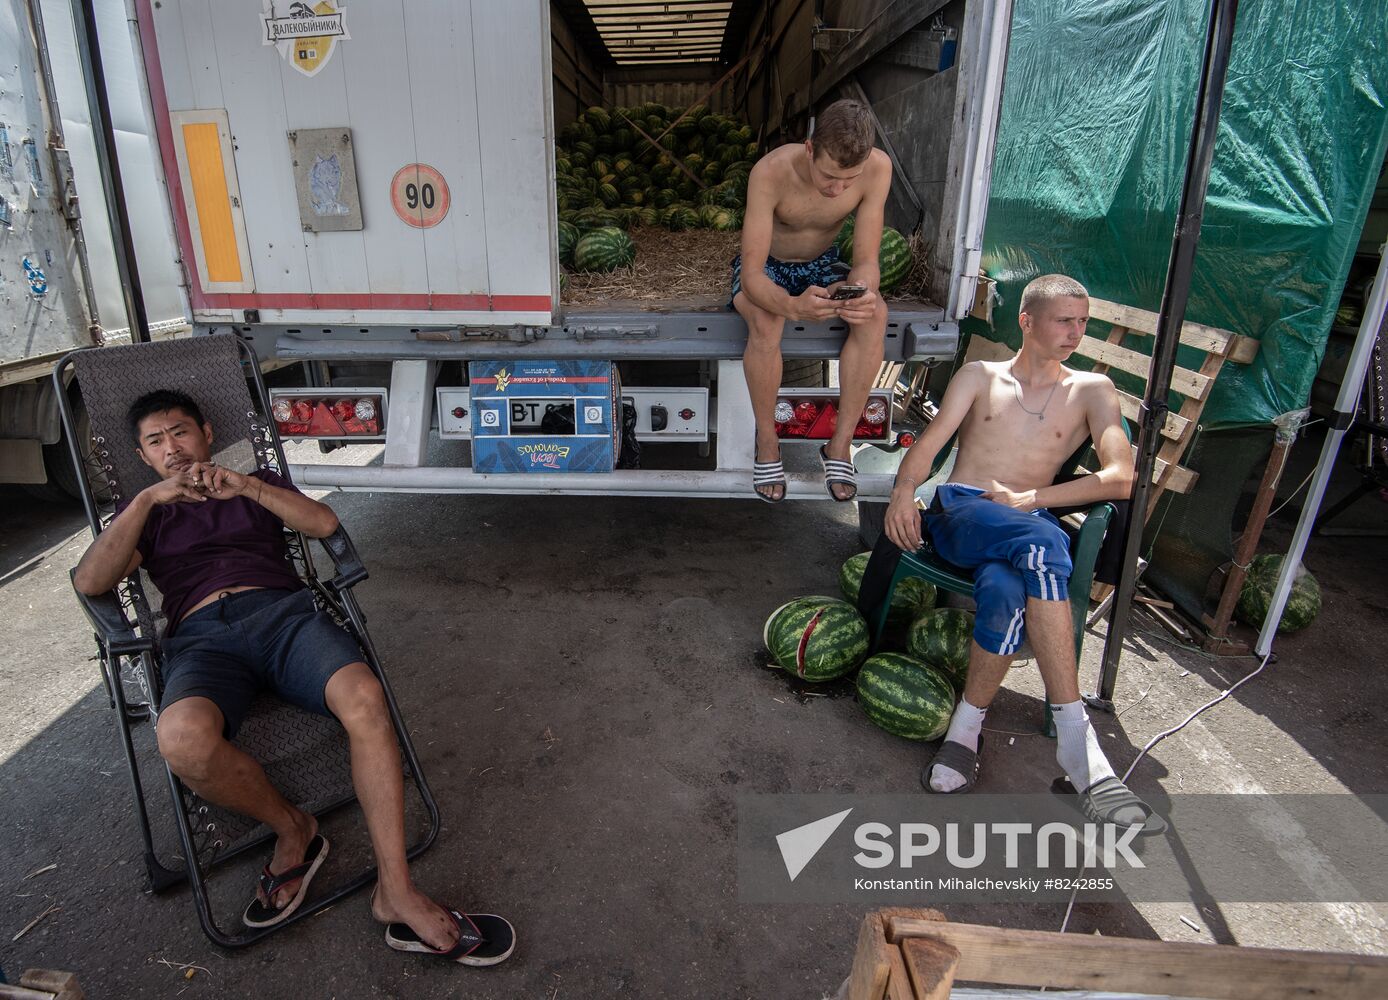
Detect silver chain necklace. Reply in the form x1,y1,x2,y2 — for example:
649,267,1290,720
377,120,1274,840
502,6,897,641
1011,361,1062,421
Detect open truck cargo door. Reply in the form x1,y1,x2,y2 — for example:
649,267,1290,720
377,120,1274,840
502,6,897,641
134,0,557,327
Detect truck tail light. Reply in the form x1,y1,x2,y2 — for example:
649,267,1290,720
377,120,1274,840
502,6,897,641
773,390,892,441
268,389,387,439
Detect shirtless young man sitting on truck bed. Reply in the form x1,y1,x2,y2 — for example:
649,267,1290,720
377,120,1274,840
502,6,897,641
733,99,893,503
882,274,1164,832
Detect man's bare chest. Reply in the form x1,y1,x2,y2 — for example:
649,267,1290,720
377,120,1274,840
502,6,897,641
773,189,859,233
969,381,1090,454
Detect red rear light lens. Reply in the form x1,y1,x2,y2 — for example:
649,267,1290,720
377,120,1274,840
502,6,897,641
270,391,385,438
898,431,916,448
793,400,818,424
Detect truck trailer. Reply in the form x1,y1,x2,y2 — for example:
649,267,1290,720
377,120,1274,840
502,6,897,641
84,0,1011,508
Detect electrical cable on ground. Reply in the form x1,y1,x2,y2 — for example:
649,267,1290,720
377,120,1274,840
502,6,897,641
1057,649,1275,934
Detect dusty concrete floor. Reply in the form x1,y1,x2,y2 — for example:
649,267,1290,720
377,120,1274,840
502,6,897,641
2,431,1386,997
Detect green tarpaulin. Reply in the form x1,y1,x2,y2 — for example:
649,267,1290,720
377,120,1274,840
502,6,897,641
978,0,1388,428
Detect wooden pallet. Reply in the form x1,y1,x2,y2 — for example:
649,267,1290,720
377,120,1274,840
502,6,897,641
1079,298,1259,517
842,909,1388,1000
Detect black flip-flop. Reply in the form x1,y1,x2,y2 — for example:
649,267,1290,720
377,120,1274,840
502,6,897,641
921,737,982,793
1053,775,1168,836
385,907,516,967
242,833,330,928
819,445,858,502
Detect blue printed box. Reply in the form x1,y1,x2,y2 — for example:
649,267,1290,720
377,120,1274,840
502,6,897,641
468,360,618,473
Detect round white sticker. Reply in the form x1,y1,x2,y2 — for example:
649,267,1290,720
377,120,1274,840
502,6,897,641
390,163,451,228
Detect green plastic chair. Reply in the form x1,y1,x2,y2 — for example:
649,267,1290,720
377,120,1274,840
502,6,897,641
866,433,1125,737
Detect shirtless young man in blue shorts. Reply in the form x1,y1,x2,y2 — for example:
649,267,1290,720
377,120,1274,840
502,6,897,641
733,99,892,503
883,275,1162,831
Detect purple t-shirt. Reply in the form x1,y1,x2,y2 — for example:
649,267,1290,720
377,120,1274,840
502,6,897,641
117,469,305,632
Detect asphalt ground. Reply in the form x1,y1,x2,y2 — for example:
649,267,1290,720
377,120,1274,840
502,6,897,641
2,431,1385,998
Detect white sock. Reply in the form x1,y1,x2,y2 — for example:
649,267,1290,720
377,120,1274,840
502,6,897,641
927,699,987,793
1051,699,1116,791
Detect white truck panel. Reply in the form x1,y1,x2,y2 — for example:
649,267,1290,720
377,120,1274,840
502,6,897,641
403,7,490,303
142,0,554,324
206,0,311,295
471,1,557,304
278,40,369,295
0,0,93,362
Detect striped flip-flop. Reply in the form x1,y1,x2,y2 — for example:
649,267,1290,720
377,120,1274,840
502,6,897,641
819,446,858,502
753,458,787,503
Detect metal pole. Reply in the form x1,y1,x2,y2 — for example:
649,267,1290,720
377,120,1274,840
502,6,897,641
1094,0,1240,706
1255,242,1388,657
70,0,150,343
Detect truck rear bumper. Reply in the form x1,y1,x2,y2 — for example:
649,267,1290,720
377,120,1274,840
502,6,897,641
233,305,957,364
289,463,894,500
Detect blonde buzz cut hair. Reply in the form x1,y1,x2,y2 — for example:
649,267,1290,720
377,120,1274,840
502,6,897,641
1019,274,1089,317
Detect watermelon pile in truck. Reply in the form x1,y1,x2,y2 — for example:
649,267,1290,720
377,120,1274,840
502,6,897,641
111,0,1009,522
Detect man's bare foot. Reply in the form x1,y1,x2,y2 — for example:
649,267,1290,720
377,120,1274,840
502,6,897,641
372,881,460,953
754,428,785,502
823,437,856,501
264,810,318,909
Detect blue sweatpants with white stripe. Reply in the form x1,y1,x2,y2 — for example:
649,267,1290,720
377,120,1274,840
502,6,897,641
925,484,1073,657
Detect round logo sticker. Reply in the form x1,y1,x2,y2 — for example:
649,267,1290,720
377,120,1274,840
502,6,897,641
390,163,450,228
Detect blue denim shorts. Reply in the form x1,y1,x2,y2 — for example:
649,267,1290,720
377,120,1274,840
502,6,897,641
729,245,845,308
158,588,364,738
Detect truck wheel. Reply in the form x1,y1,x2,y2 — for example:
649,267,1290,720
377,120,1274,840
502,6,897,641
35,395,105,503
782,359,828,388
857,499,887,549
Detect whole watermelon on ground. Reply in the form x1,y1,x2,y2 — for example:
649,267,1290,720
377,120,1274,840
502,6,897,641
838,551,938,627
1236,553,1322,633
856,653,956,740
906,607,974,693
573,227,635,273
763,596,869,681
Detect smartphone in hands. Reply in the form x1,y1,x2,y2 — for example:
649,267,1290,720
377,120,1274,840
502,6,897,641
830,284,868,301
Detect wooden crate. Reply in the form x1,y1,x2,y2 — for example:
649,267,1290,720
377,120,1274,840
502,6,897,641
0,971,83,1000
841,909,1388,1000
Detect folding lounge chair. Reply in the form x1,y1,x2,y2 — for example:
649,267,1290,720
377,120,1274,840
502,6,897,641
859,429,1129,737
52,333,440,947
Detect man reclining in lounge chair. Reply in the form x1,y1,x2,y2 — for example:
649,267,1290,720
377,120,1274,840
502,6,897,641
73,389,515,964
882,275,1163,832
733,98,892,503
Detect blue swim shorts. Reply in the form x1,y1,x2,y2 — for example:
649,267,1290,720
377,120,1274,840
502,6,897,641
729,244,845,309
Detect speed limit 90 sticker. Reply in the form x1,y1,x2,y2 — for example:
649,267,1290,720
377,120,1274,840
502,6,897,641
390,163,451,228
